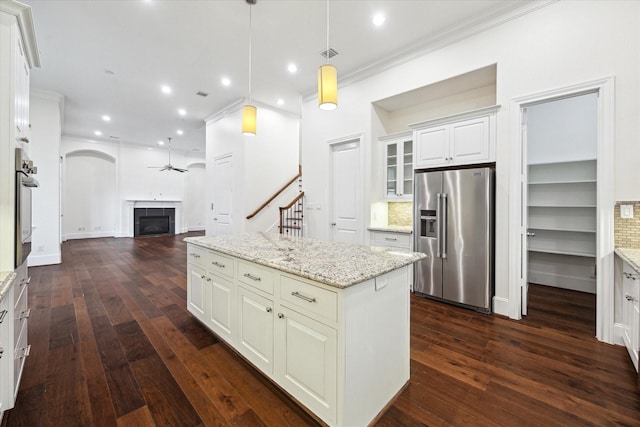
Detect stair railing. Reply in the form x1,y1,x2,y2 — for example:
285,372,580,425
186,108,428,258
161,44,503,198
246,165,302,220
279,192,304,237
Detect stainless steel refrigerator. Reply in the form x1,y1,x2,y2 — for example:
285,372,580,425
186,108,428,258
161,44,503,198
413,167,494,313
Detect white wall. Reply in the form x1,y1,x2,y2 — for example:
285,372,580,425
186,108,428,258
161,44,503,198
300,0,640,314
60,137,205,239
205,102,300,236
527,92,597,164
29,91,62,266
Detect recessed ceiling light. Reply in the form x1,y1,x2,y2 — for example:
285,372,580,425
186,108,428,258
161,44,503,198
101,115,111,122
94,130,102,136
178,108,187,116
161,85,172,94
277,98,284,106
176,129,184,135
158,140,164,146
221,77,231,86
287,63,298,74
372,13,386,27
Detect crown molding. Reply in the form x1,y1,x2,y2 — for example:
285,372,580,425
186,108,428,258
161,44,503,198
0,0,41,68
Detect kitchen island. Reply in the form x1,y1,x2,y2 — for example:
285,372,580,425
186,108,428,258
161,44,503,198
185,232,425,427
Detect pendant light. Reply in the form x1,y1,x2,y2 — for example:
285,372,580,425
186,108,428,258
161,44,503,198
242,0,257,135
318,0,337,110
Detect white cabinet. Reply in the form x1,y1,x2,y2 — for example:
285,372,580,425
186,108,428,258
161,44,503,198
411,106,498,169
0,278,14,417
527,160,597,292
13,28,30,145
186,242,411,427
370,230,413,290
380,132,413,200
621,261,639,372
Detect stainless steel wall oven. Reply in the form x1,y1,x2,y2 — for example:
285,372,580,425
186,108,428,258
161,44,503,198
15,148,38,268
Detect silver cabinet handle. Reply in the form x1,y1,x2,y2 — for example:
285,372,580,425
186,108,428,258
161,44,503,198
626,294,637,302
18,309,31,320
206,277,212,282
0,309,7,324
266,307,272,313
17,345,31,359
278,313,284,319
18,137,30,143
384,237,397,241
200,274,206,279
527,232,536,237
243,273,261,282
291,291,316,303
190,253,201,258
211,261,225,268
330,222,336,226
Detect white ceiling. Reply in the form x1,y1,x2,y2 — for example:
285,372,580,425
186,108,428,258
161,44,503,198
23,0,537,153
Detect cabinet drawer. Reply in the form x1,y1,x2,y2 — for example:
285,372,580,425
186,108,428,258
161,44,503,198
371,231,411,248
14,275,29,307
14,285,29,342
280,275,337,323
14,322,29,394
208,251,234,279
238,261,275,295
187,245,207,268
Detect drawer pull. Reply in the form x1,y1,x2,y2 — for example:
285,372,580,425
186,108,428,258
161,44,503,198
211,261,226,268
266,307,272,313
384,237,397,241
291,291,316,303
200,274,206,279
243,273,261,282
190,253,201,258
21,277,31,287
206,277,212,282
17,345,31,359
18,309,31,320
626,294,637,302
0,309,7,324
278,313,284,319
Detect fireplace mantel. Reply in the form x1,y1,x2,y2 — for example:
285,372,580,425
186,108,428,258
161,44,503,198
123,200,183,237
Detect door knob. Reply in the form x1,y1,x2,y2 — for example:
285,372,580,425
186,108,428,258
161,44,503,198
330,222,336,226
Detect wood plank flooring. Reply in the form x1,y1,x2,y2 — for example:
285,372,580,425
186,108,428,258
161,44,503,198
2,233,639,426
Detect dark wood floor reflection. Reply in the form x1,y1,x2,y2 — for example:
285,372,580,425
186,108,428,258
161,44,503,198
2,233,638,426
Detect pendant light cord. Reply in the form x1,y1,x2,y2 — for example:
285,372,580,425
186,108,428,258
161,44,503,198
326,0,329,65
248,3,253,103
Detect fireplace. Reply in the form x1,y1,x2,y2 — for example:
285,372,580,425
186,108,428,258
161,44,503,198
134,208,175,237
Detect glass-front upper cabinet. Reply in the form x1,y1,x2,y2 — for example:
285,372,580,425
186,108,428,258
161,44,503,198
381,132,413,201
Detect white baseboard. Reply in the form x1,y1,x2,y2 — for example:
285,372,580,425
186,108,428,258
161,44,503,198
187,226,205,232
492,296,509,316
528,270,596,294
612,322,626,346
64,231,115,240
28,252,61,266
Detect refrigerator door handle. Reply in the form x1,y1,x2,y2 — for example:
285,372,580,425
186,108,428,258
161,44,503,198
436,193,442,258
441,193,448,259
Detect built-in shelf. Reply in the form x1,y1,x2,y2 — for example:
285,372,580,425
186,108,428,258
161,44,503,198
528,248,596,258
529,179,596,185
529,226,596,233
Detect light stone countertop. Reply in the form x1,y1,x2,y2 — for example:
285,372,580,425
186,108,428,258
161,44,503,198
615,248,640,274
0,271,17,303
367,225,413,234
185,232,426,289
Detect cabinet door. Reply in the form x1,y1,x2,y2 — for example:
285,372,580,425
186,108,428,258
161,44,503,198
384,142,398,198
238,286,274,374
14,33,30,143
187,264,206,321
0,288,12,414
449,116,489,164
622,266,639,371
206,273,235,344
415,126,449,168
275,306,337,425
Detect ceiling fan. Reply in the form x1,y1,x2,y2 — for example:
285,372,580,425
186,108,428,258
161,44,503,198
148,137,188,173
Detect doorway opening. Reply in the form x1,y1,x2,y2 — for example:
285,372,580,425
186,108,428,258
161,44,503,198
508,77,615,344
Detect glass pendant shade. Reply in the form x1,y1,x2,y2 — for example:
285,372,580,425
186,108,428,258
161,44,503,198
318,64,338,110
242,104,257,136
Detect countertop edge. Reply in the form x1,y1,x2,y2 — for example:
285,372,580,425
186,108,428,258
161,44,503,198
0,271,17,303
367,226,413,234
185,235,425,289
615,248,640,274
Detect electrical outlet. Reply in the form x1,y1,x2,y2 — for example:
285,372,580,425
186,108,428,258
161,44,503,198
620,204,634,219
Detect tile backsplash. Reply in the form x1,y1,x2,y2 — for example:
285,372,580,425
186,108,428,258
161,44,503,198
388,202,413,226
614,201,640,248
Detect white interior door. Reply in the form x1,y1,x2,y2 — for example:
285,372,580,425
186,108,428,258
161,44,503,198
330,139,363,244
521,108,529,316
213,154,233,236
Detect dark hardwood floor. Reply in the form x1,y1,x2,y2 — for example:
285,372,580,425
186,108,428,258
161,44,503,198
2,233,638,426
